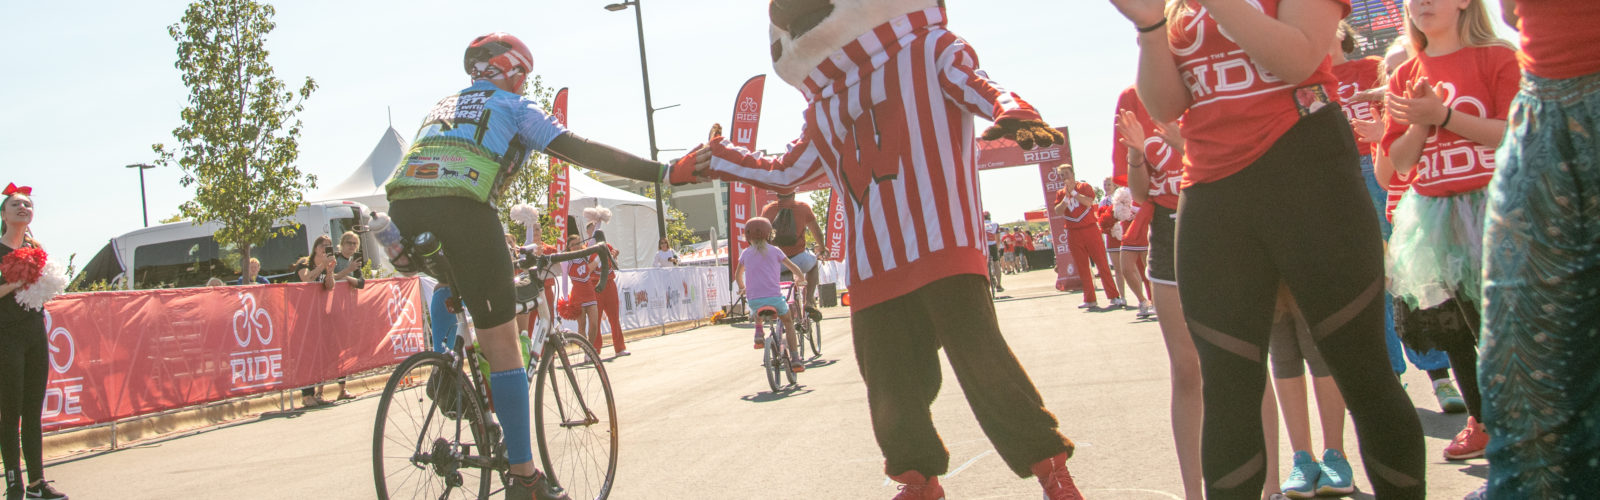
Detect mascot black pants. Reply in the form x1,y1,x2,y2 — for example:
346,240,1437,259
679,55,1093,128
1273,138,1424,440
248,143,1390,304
851,274,1071,478
1175,107,1425,499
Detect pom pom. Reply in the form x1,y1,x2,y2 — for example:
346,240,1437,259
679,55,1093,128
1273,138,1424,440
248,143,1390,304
14,256,66,311
582,206,613,225
1110,222,1124,242
1112,187,1135,222
557,296,580,320
0,246,47,287
509,203,540,227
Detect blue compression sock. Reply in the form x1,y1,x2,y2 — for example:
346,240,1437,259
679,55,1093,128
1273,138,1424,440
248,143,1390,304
430,286,456,353
488,368,533,465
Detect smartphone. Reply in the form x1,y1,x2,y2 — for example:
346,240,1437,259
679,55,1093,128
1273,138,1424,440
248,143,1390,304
353,251,364,263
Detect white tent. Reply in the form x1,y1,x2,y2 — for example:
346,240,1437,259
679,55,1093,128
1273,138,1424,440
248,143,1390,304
311,127,408,213
569,171,660,270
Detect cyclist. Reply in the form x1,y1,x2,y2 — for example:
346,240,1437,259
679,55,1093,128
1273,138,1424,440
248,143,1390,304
984,211,1003,293
734,217,808,373
757,191,825,320
384,32,668,500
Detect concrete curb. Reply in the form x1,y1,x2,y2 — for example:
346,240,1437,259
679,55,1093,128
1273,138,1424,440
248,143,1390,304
45,317,714,461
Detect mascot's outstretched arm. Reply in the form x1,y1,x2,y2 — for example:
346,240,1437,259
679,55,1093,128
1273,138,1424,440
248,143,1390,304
932,39,1065,150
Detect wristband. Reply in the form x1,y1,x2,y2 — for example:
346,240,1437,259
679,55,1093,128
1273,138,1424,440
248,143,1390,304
1440,108,1454,129
1137,18,1167,33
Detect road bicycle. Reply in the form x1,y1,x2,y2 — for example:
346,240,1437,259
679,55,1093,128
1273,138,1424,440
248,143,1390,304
372,232,618,500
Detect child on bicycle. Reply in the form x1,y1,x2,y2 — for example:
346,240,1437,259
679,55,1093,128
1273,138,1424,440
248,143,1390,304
735,217,806,373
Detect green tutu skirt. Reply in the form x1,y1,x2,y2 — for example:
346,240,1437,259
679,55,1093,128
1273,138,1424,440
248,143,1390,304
1386,188,1486,310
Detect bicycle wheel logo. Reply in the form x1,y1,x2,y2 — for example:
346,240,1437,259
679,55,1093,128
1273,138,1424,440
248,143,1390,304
232,292,274,348
386,283,417,326
44,311,75,375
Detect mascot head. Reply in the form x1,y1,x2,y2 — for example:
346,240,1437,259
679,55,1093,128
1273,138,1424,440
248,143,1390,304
768,0,940,87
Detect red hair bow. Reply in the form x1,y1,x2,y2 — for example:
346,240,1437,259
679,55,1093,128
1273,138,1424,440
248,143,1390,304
2,183,30,196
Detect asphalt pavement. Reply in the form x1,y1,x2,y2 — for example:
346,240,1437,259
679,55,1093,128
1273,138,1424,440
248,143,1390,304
46,269,1488,499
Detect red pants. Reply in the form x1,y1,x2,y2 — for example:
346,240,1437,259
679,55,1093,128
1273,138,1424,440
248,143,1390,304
1067,227,1119,304
595,279,626,354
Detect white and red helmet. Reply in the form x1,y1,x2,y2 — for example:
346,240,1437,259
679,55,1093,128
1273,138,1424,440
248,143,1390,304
464,32,534,92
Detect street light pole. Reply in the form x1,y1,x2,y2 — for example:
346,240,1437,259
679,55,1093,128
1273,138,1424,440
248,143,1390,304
126,163,156,227
606,0,670,240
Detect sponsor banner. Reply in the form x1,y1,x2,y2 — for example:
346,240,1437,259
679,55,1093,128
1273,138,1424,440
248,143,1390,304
39,278,426,432
974,126,1072,171
1040,163,1083,291
555,267,731,333
726,76,767,286
549,88,571,240
825,189,847,261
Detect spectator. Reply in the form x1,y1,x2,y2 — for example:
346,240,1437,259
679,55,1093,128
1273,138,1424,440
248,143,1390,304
235,257,270,285
205,277,226,287
332,231,366,290
654,238,679,267
293,235,354,406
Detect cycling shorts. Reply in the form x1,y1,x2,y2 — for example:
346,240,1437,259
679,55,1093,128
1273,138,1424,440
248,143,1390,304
749,296,790,316
390,197,518,328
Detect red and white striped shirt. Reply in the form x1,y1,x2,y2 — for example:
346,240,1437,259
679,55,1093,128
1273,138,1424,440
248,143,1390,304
703,7,1040,311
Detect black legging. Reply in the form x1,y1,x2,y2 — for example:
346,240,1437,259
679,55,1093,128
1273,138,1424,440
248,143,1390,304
1,316,48,486
1175,107,1425,499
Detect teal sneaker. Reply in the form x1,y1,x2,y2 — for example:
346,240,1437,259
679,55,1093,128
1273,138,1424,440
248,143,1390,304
1281,450,1320,499
1434,379,1468,413
1316,449,1356,496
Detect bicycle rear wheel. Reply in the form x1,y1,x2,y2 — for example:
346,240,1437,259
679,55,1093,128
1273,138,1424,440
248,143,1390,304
534,333,618,500
374,351,493,500
761,327,781,393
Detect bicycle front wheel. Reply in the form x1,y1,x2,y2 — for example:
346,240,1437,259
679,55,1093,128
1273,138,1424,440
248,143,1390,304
373,351,493,500
534,333,618,500
806,314,822,357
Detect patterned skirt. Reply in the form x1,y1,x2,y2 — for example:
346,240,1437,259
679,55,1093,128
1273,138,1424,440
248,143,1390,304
1480,69,1600,498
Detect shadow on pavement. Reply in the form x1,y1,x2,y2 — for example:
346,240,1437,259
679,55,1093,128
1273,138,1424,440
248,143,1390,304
741,387,814,403
800,358,841,370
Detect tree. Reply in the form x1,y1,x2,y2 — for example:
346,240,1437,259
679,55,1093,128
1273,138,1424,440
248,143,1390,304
153,0,317,279
807,188,830,235
496,74,562,247
646,184,695,247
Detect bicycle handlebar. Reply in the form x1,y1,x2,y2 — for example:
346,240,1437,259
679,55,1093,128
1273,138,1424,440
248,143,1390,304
517,244,615,293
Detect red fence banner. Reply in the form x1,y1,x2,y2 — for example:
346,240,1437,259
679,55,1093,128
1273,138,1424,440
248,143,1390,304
38,278,426,432
549,87,571,240
825,189,847,261
727,75,766,281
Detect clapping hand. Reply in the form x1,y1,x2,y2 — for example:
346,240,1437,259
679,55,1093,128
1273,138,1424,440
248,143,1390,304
1108,0,1167,28
1115,109,1148,165
1386,77,1449,127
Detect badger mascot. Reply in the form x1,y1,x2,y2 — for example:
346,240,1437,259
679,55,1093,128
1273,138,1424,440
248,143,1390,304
671,1,1083,497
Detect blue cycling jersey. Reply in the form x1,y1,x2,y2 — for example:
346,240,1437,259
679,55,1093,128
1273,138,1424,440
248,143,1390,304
385,80,567,203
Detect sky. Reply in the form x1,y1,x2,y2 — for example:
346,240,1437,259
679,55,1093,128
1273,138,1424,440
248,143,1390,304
0,0,1515,269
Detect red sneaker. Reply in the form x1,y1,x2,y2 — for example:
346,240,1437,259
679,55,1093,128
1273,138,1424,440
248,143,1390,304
754,333,764,350
1443,416,1490,460
1031,452,1084,500
889,471,945,500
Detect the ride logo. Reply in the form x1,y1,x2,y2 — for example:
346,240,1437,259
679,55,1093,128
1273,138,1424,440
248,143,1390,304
1414,83,1496,185
228,292,283,391
41,311,83,422
1171,1,1288,106
386,283,426,357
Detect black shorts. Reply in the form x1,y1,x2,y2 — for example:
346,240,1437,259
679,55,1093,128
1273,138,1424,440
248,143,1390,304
1147,203,1177,286
989,244,1000,262
390,197,517,328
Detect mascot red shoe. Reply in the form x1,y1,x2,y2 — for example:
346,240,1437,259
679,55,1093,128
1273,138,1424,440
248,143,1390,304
673,1,1083,497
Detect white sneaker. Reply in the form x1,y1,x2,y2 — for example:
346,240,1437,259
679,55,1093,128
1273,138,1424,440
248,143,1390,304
1078,302,1098,309
1137,303,1155,318
1109,298,1127,308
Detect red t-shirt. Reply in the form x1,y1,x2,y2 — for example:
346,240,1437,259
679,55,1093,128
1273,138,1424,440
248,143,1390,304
1023,235,1036,251
1056,182,1099,230
1168,0,1351,187
1002,233,1016,252
1381,46,1520,197
1515,0,1600,79
1112,87,1184,209
1333,57,1384,156
1385,171,1408,222
759,199,818,257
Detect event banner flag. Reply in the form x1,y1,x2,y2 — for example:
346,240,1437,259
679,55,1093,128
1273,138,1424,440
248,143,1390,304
39,279,426,432
825,189,847,261
1038,163,1083,291
727,75,766,281
549,87,571,241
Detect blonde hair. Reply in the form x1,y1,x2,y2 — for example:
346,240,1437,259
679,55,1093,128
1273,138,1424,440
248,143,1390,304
1405,0,1514,55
